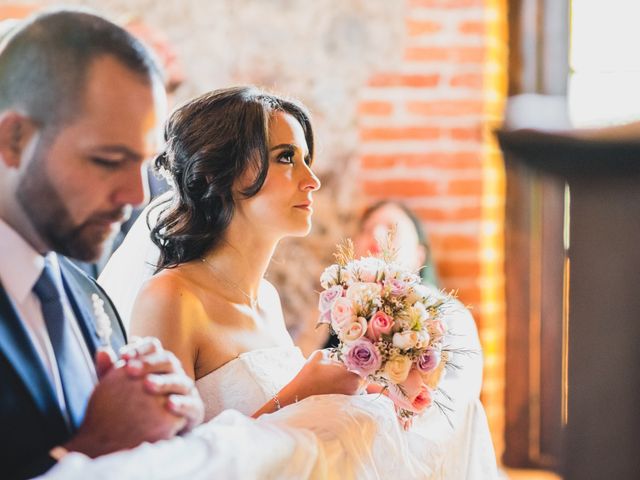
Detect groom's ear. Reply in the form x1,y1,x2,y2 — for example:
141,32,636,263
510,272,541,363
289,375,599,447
0,111,39,169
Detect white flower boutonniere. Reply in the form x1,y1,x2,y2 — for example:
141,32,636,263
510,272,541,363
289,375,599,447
91,293,112,348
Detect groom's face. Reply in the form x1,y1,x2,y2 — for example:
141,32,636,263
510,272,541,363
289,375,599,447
16,56,166,260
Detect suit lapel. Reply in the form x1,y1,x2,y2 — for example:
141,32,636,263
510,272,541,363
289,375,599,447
61,272,101,358
0,286,67,432
59,258,126,354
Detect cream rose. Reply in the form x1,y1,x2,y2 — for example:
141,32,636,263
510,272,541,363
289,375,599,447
383,355,413,384
340,317,368,342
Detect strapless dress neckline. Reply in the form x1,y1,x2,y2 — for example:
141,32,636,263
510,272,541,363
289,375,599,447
195,345,305,421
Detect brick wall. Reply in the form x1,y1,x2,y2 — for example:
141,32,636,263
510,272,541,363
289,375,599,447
356,0,508,455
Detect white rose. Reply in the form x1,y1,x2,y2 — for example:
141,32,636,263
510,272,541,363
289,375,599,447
320,264,341,289
340,267,355,286
414,329,431,349
352,257,385,283
392,330,419,350
408,302,428,326
346,282,382,302
405,283,431,305
384,262,404,280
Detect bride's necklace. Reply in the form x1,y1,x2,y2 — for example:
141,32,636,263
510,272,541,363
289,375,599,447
200,257,259,310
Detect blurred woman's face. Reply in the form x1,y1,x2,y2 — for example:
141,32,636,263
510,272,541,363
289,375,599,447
353,204,426,272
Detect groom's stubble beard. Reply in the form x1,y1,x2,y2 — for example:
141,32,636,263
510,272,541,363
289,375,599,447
16,136,126,262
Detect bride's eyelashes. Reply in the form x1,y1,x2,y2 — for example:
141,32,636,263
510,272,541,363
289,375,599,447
276,149,296,165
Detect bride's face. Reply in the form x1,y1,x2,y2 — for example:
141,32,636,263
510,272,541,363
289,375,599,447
236,111,320,238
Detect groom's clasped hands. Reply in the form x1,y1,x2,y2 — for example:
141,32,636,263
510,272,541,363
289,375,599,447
63,337,204,458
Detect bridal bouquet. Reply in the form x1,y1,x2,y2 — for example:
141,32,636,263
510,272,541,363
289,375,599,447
317,239,454,425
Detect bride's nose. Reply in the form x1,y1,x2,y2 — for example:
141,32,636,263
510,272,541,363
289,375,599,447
300,167,321,192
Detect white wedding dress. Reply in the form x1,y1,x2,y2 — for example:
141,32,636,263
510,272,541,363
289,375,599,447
45,197,499,479
41,342,498,479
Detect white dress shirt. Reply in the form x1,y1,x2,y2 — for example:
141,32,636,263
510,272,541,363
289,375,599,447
0,218,97,423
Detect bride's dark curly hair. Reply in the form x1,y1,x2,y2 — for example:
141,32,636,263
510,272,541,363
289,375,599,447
150,86,315,271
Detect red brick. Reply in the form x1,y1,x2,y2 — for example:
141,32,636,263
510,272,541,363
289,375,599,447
439,259,482,277
450,72,484,90
430,234,480,251
459,21,486,35
450,125,483,142
360,152,481,169
360,126,441,142
413,204,482,221
362,179,440,197
409,0,484,6
448,178,483,196
361,155,398,169
358,101,393,116
368,73,440,88
407,100,484,116
451,284,483,306
405,46,485,63
406,19,442,36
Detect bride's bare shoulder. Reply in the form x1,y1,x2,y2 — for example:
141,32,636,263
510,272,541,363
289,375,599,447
130,266,209,334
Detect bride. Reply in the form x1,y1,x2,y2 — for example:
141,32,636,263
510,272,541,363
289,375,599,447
99,86,498,478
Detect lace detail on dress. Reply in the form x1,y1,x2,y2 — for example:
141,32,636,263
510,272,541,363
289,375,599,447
195,346,305,421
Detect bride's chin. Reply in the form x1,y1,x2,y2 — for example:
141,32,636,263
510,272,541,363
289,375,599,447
288,222,313,237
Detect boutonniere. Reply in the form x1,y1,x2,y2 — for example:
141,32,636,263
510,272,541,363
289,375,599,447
91,293,112,348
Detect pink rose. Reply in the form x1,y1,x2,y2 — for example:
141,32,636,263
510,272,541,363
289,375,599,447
415,347,441,373
331,297,355,333
342,338,382,377
411,385,433,413
317,308,332,326
366,311,394,341
385,278,407,297
318,285,344,312
386,368,432,414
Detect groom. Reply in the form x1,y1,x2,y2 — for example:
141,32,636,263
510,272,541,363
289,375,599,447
0,10,203,479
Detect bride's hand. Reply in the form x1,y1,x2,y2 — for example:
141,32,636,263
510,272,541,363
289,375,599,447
253,350,364,418
251,349,362,418
290,349,363,398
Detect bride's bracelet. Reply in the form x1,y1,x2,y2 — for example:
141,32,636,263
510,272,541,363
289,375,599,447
272,393,281,411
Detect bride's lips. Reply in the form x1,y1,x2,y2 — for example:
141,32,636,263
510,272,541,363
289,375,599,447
293,201,313,212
